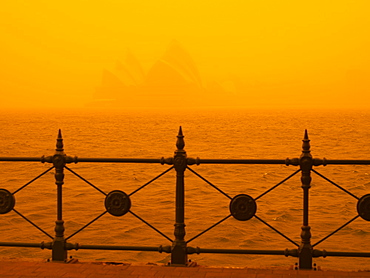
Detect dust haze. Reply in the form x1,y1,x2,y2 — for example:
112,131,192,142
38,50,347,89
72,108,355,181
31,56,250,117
1,1,369,110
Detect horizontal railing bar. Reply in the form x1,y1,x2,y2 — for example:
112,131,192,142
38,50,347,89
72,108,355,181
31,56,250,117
197,159,287,164
0,242,42,248
194,248,287,255
325,251,370,257
79,245,289,255
0,157,41,162
76,158,163,163
1,157,370,165
325,160,370,165
0,157,164,163
326,159,370,165
201,159,370,164
3,241,370,259
78,245,162,252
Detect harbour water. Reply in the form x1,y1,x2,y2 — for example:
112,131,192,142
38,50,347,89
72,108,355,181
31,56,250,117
0,107,370,270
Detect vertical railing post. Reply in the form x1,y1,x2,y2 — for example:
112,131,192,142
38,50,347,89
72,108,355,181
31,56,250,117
171,126,188,266
52,129,67,261
298,130,313,269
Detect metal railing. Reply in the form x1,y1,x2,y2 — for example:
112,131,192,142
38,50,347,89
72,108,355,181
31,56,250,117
0,127,370,269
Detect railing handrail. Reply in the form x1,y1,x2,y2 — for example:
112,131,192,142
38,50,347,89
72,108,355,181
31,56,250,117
1,157,370,165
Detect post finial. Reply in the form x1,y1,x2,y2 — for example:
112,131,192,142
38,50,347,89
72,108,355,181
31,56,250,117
56,129,64,152
304,129,309,140
176,126,185,151
302,129,310,152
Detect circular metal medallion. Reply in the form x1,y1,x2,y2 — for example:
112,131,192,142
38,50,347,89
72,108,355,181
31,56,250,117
105,190,131,217
357,194,370,221
0,189,15,214
229,194,256,221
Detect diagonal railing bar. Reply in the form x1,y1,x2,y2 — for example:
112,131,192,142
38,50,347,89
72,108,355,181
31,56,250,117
129,166,174,197
254,214,299,247
186,166,232,200
186,214,232,244
12,208,54,239
255,169,301,201
128,210,173,242
311,169,359,200
65,211,108,241
312,215,360,248
12,166,55,195
64,166,107,196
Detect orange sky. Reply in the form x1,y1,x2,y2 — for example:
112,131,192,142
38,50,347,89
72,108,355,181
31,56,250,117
1,0,369,109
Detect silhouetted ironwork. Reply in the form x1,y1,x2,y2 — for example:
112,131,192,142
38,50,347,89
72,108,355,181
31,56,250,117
0,128,370,270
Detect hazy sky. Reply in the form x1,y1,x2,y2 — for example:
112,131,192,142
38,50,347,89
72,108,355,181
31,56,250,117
1,0,369,109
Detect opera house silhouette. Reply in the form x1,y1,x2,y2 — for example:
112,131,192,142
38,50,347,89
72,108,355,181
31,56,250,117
88,41,237,108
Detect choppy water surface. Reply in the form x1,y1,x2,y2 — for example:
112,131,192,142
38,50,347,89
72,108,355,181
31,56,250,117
0,107,369,270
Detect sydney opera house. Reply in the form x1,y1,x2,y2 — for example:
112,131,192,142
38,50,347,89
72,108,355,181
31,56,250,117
88,41,236,108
